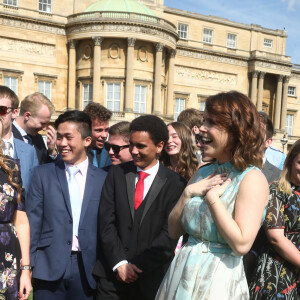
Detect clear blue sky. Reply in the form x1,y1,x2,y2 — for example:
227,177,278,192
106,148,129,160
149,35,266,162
164,0,300,65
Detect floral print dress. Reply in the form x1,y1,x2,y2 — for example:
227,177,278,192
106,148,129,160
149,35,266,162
249,183,300,299
0,159,24,300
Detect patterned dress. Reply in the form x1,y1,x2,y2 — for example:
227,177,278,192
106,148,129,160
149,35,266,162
249,183,300,299
156,161,259,300
0,159,24,300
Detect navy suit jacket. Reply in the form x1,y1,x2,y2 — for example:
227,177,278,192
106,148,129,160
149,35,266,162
26,159,107,289
13,137,39,195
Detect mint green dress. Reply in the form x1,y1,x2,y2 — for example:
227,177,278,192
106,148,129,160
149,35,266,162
156,161,259,300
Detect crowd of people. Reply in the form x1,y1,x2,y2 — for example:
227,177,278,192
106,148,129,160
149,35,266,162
0,84,298,300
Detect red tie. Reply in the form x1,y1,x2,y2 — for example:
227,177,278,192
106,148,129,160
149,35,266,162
134,171,149,210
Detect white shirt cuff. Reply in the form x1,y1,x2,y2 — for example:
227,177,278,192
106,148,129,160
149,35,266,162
113,260,128,272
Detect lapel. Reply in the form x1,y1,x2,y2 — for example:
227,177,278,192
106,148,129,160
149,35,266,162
140,163,167,223
125,163,137,220
13,138,25,160
55,160,72,218
79,164,96,226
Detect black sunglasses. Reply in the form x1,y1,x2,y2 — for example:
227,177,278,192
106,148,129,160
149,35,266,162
104,142,130,155
0,106,14,116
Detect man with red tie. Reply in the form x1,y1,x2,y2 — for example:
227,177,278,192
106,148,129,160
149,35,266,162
93,115,186,300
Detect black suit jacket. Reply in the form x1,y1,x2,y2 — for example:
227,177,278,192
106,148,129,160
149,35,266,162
93,161,186,299
12,123,57,165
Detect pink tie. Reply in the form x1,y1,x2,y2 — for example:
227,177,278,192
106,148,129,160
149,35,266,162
134,171,149,210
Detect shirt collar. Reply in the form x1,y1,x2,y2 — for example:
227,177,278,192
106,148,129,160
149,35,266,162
13,120,27,137
3,134,14,145
64,157,89,176
137,160,159,176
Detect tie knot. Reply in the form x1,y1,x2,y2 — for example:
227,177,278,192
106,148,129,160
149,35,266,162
91,149,97,155
67,166,79,176
138,171,149,180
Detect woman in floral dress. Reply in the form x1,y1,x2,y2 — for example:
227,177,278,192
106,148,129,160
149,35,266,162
0,119,31,300
249,139,300,299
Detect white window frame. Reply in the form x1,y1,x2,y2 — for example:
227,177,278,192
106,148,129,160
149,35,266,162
82,83,93,109
134,85,147,114
3,0,17,6
286,114,294,136
288,86,296,97
178,23,188,40
200,101,206,112
4,76,18,95
203,28,213,44
106,83,121,112
39,0,52,13
38,80,52,100
174,98,185,121
264,38,273,48
227,33,237,49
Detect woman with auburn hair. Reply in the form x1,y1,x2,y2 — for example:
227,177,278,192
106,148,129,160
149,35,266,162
0,119,32,300
249,139,300,299
161,122,199,181
156,91,269,300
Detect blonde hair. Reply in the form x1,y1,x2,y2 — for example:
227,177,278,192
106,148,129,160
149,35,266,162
20,92,55,116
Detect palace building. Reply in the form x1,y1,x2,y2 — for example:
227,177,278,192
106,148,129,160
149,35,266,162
0,0,299,150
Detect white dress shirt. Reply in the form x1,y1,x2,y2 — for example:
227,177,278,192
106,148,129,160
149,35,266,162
3,135,15,158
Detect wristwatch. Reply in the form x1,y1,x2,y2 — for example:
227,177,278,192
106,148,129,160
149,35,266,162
20,265,32,270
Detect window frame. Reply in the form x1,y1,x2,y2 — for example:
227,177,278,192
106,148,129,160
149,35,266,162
288,86,296,97
203,28,213,44
286,113,294,137
38,0,52,13
174,97,186,121
106,82,121,112
178,23,189,40
264,38,273,48
38,80,52,100
227,33,237,49
134,84,147,114
4,76,18,95
82,83,93,109
3,0,18,7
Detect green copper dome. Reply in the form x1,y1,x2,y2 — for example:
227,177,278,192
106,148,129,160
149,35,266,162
85,0,157,17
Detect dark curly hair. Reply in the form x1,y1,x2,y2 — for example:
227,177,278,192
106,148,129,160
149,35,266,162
83,102,112,122
130,115,168,145
205,91,263,171
160,122,199,180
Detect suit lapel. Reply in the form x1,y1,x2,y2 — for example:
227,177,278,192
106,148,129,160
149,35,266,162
125,164,136,220
141,164,167,224
13,139,25,160
55,160,72,218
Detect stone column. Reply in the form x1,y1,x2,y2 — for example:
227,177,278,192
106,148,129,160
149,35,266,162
280,76,290,130
92,37,103,104
153,43,164,115
67,40,77,109
274,75,283,130
250,71,258,105
125,38,136,112
166,49,176,118
256,72,265,111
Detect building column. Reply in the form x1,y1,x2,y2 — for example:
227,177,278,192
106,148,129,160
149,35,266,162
92,37,103,104
67,39,77,109
125,38,136,112
280,76,290,131
274,75,283,130
250,71,258,105
166,49,176,118
153,43,164,115
256,72,265,111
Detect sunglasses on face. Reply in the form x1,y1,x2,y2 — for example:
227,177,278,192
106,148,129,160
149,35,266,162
0,106,13,116
104,142,130,155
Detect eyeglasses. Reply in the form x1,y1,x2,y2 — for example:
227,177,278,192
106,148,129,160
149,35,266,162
0,106,14,116
104,142,130,155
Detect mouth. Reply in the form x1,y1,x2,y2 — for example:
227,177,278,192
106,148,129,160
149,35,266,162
60,149,71,154
201,136,213,145
166,145,177,151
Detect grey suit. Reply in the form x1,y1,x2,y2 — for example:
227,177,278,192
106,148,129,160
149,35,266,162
262,159,281,184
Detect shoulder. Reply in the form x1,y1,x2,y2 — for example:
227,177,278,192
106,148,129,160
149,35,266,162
89,163,108,177
158,164,187,185
14,138,34,152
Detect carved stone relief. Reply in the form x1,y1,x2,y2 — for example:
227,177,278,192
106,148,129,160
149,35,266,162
138,46,148,62
255,61,291,72
109,44,120,59
0,37,55,56
83,44,93,60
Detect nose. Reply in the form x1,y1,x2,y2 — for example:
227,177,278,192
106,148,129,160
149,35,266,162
130,145,138,155
108,147,114,155
168,136,172,143
199,123,206,133
59,137,67,147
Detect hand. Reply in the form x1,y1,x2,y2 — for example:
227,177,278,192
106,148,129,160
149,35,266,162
116,263,142,284
187,171,228,198
205,178,232,206
47,125,57,156
18,270,32,300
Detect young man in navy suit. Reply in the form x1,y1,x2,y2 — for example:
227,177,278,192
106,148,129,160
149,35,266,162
94,115,186,300
26,110,107,300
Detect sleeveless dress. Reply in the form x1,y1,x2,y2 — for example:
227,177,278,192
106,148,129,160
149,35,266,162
0,159,24,300
156,161,260,300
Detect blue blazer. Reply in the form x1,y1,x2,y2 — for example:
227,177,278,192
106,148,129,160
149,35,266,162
26,159,107,289
13,138,39,195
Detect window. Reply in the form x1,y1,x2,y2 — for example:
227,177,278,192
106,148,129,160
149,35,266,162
174,98,185,120
4,76,18,95
286,114,294,136
264,38,273,48
200,101,205,112
288,86,296,96
203,29,213,44
134,85,147,113
227,33,237,49
39,0,51,13
178,23,188,40
106,83,120,111
3,0,17,6
38,80,52,100
83,83,93,109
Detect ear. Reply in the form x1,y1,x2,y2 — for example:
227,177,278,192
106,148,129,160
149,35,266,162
192,125,199,135
24,111,31,121
156,141,164,154
84,136,92,148
11,108,18,120
265,137,272,149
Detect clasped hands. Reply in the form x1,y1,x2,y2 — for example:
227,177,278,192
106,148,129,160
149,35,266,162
116,263,142,284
